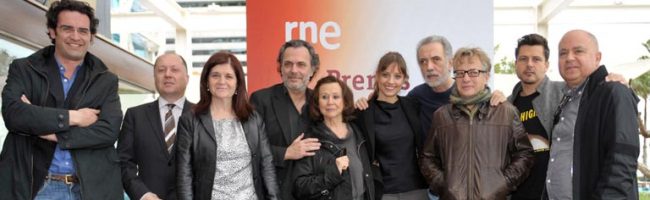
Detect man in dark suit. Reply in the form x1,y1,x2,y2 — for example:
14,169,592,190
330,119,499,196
250,40,322,200
118,52,192,200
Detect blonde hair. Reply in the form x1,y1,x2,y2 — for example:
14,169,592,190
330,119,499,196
452,47,491,72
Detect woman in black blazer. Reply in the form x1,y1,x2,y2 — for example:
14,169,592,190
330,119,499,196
354,52,429,200
176,52,279,200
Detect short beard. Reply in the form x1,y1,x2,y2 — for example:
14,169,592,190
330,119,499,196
283,80,308,92
425,73,449,88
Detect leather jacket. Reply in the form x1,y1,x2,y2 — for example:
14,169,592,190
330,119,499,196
293,122,375,200
175,111,279,200
420,101,534,200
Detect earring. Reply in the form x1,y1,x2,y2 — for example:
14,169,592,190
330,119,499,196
234,91,238,95
207,88,210,92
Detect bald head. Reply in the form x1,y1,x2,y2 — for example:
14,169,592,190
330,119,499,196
561,30,599,50
154,52,188,73
558,30,602,88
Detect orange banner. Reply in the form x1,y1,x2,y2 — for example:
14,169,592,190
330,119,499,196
247,0,494,98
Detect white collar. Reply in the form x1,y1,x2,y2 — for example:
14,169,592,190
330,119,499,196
158,97,186,110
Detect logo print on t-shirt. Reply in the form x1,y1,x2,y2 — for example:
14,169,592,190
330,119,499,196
520,108,550,153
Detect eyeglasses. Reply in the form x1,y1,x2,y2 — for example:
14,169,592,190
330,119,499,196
453,69,487,78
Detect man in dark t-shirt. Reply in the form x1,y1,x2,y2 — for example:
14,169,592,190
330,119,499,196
406,35,456,140
508,34,563,200
512,92,552,199
508,33,631,200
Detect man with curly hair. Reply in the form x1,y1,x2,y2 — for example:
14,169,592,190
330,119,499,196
0,0,123,199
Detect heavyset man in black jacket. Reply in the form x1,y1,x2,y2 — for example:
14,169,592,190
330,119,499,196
546,29,640,199
0,0,123,199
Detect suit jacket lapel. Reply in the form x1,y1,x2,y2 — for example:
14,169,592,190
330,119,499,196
242,119,258,154
146,100,170,158
199,112,217,144
272,86,293,145
182,100,193,113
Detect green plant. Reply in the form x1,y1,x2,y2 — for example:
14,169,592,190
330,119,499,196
635,38,650,130
493,44,515,74
494,57,515,74
635,39,650,174
641,192,650,200
640,39,650,61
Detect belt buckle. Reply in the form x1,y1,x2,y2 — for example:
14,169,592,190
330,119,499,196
63,175,74,185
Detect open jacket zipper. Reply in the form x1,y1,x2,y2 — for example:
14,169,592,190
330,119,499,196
26,60,108,199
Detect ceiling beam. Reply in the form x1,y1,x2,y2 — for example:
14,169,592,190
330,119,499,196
1,0,155,91
139,0,188,30
537,0,574,24
111,12,174,33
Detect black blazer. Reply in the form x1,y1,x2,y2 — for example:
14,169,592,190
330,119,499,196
353,96,424,197
250,83,313,200
118,99,193,200
175,111,279,200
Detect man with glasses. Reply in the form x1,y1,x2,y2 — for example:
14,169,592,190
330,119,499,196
357,36,507,139
545,30,639,199
355,35,507,199
420,47,534,199
0,0,123,199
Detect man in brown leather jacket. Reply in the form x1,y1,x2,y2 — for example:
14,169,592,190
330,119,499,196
419,47,534,200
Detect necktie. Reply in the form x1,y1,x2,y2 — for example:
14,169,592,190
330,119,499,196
164,104,176,153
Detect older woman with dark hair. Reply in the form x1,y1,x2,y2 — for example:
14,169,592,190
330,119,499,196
293,76,375,200
176,52,279,200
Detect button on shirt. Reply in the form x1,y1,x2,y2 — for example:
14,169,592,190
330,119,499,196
158,97,185,131
49,59,82,174
546,80,587,200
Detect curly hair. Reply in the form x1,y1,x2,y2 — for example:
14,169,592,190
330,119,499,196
46,0,99,44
